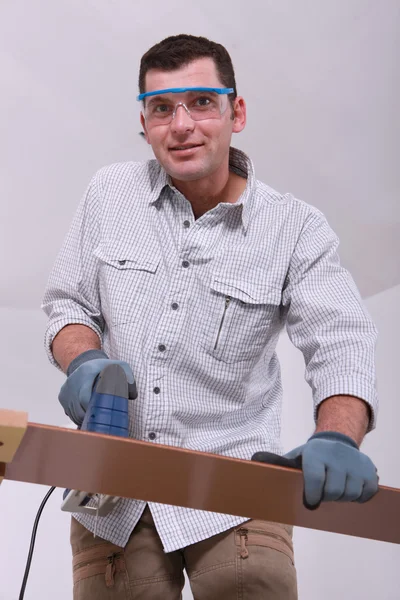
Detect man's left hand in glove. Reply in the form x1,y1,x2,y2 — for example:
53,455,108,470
283,430,379,509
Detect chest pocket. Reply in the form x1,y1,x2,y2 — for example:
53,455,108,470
93,242,160,326
200,274,282,363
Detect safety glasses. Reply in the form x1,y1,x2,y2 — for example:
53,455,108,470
137,87,234,126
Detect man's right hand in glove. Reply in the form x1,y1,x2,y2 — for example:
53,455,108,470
58,349,136,425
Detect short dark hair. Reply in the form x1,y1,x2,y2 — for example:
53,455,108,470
138,34,237,100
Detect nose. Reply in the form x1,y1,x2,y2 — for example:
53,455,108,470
170,104,195,134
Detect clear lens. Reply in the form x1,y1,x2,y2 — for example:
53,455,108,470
143,92,229,125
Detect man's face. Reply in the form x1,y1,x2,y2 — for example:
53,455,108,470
140,58,246,182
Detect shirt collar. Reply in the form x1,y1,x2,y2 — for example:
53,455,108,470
148,146,256,232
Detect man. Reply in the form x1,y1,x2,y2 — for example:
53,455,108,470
42,34,379,599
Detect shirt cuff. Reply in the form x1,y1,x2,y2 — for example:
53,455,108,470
44,318,103,372
313,377,378,433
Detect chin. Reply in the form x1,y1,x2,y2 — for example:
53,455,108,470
164,160,212,182
169,169,207,182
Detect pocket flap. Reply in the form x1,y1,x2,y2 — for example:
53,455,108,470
93,242,160,272
212,276,282,305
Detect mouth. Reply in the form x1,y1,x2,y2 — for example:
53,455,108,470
169,143,203,155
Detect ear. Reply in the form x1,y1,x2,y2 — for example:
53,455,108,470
140,112,151,144
232,96,246,134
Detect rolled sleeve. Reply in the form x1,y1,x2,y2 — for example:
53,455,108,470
43,317,103,371
41,173,105,371
282,210,378,432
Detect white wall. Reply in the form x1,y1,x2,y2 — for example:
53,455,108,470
1,285,399,599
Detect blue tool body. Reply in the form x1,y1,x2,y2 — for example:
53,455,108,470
82,391,129,436
61,363,137,513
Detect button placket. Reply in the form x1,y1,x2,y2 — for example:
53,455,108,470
143,205,195,449
144,228,195,440
146,366,165,445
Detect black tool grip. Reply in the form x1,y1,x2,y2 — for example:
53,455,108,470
251,451,302,470
128,381,138,400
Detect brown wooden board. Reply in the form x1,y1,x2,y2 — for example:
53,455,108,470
2,422,400,544
0,409,27,484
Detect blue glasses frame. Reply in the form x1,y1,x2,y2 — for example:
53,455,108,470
137,87,234,101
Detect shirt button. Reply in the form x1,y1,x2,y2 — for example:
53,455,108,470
158,344,166,352
153,387,160,394
171,302,179,310
118,260,126,265
182,260,190,268
148,432,157,440
183,220,190,228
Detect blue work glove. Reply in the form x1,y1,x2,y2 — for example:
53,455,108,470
284,431,379,510
58,349,136,426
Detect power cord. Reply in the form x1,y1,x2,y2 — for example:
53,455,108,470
19,486,56,600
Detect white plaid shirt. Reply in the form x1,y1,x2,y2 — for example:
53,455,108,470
42,147,378,552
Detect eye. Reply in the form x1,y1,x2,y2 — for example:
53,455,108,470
154,104,172,114
195,96,211,107
147,102,173,117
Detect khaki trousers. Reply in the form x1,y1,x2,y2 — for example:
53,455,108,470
71,506,298,599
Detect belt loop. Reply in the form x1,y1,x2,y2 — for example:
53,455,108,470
239,529,249,559
105,553,117,587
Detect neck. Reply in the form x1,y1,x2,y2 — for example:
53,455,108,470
170,157,247,219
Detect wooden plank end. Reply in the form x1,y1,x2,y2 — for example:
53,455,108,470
0,409,28,470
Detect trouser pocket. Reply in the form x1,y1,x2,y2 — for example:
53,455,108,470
235,520,295,565
71,518,130,599
234,520,297,599
73,544,126,587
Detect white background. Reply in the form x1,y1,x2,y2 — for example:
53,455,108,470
0,2,399,598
